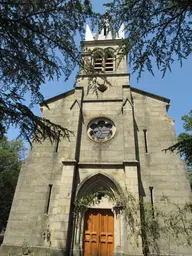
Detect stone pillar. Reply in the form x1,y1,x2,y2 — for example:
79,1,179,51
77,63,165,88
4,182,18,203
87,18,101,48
50,160,76,249
122,85,136,161
113,208,123,256
123,162,143,255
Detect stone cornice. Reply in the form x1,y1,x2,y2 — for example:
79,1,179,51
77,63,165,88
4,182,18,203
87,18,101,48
77,160,139,168
77,73,130,79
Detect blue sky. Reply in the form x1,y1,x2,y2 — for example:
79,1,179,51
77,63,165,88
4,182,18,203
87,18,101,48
7,1,192,143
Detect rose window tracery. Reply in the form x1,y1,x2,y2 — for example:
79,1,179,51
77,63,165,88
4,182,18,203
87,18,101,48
87,118,116,142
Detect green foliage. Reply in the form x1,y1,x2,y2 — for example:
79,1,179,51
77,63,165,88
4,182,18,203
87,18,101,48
105,0,192,78
1,0,191,145
0,136,25,173
164,110,192,185
2,0,191,144
178,110,192,184
181,110,192,132
0,136,26,232
21,240,31,255
143,198,192,254
178,133,192,166
74,188,192,255
165,135,192,166
0,0,93,144
74,189,117,215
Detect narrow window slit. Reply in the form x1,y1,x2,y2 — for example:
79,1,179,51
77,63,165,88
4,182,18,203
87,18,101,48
149,186,155,218
104,25,107,36
143,129,148,153
45,184,53,214
55,130,61,153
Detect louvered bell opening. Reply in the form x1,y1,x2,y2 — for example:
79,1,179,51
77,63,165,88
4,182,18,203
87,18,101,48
94,55,103,71
105,54,113,72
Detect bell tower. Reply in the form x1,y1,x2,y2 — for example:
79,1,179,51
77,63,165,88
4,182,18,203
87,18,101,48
78,13,129,99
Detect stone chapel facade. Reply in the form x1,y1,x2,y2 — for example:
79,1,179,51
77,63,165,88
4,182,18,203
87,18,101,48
1,19,191,256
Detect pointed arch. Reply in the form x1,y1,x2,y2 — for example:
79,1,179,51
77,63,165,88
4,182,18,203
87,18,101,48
104,47,115,54
74,174,124,254
92,48,104,54
76,173,122,200
92,49,104,72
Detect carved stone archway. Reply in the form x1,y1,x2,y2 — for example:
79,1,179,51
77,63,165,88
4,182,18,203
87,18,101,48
72,173,124,256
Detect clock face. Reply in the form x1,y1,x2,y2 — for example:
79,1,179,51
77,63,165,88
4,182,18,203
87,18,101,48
87,118,115,142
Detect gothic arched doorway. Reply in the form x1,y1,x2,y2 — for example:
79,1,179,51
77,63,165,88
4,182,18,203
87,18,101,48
73,173,124,256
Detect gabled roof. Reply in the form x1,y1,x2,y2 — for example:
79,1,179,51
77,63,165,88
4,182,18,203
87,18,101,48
40,86,170,106
131,87,170,103
40,89,75,106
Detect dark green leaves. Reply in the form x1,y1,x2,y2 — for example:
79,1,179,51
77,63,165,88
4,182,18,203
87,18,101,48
0,0,92,143
106,0,192,78
164,110,192,184
0,136,26,232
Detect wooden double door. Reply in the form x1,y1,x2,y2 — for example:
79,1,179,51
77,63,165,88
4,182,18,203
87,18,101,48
83,209,114,256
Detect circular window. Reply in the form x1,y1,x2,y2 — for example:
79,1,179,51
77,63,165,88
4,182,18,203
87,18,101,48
87,118,116,142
